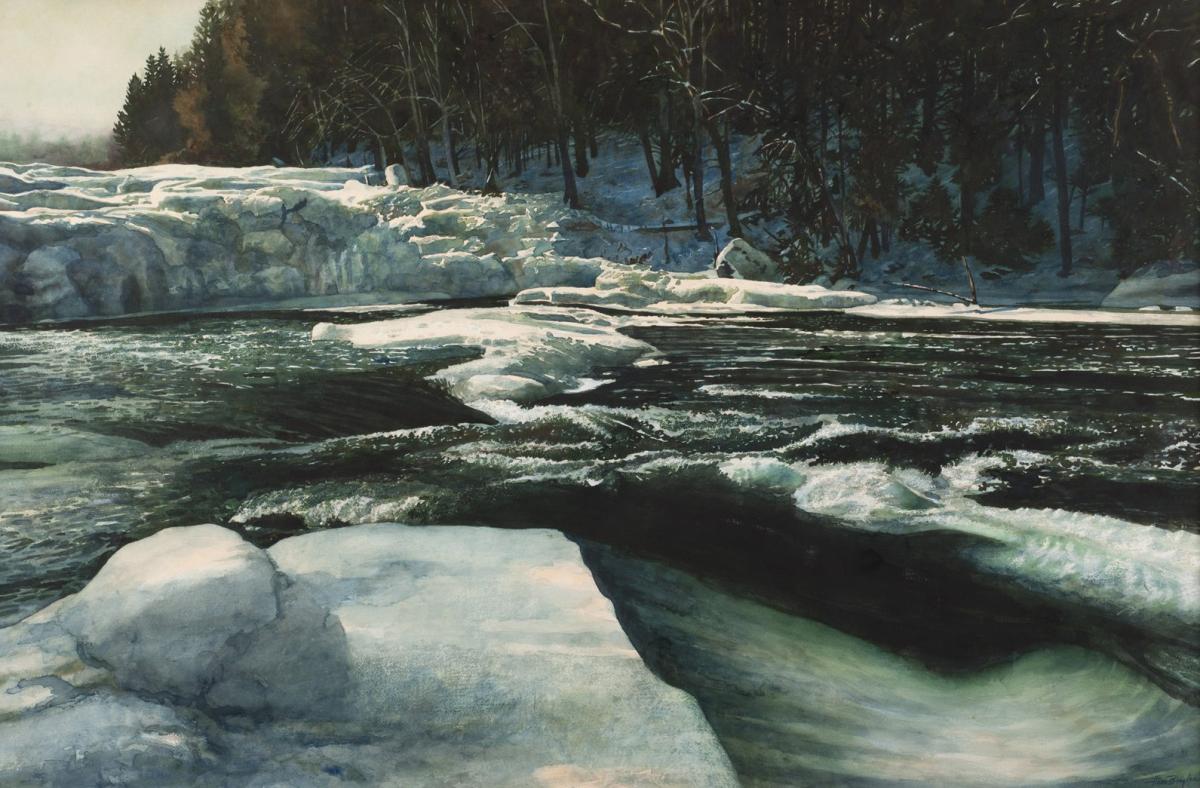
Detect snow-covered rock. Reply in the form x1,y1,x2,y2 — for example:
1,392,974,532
313,305,654,401
0,523,735,787
0,163,609,323
714,237,783,282
515,267,876,314
1102,260,1200,309
56,524,281,703
383,163,405,186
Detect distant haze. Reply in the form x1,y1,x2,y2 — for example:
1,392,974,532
0,0,206,138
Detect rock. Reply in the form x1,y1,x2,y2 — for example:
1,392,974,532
1102,260,1200,309
384,163,405,186
714,237,783,282
57,524,280,702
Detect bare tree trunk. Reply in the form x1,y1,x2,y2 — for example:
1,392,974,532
440,109,459,188
1052,79,1073,276
449,126,461,177
637,122,662,195
573,119,589,178
1016,119,1025,204
960,51,977,256
389,133,416,185
1029,114,1046,204
373,136,386,172
704,118,741,237
656,91,679,192
482,147,502,195
557,127,580,208
812,151,858,277
691,106,711,241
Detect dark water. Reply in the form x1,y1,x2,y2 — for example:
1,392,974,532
1,304,1197,783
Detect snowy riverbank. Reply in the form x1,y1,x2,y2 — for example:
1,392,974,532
3,159,1195,325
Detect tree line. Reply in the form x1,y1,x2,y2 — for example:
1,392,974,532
112,0,1197,275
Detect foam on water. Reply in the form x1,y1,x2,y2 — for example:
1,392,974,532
714,444,1200,638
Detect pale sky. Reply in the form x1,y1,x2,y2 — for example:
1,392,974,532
0,0,207,138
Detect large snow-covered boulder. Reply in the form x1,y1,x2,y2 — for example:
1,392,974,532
1102,260,1200,309
714,237,784,282
0,523,736,786
56,524,280,702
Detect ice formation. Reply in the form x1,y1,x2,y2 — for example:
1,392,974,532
313,305,654,401
0,523,736,786
0,162,606,322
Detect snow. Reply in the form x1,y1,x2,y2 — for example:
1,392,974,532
714,237,784,281
56,524,280,702
0,162,612,323
1102,260,1200,309
515,267,876,314
313,305,654,402
4,137,1189,322
847,299,1200,326
0,523,736,787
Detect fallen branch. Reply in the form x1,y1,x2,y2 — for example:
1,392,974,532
888,257,981,306
962,256,979,305
636,222,724,234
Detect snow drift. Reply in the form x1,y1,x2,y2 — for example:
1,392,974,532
0,523,735,787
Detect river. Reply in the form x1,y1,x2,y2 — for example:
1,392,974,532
1,302,1197,784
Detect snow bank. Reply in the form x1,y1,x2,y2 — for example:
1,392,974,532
1102,261,1200,309
515,267,876,314
0,162,609,323
313,305,654,401
847,298,1200,326
0,523,735,786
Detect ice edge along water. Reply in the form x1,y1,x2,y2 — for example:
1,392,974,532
0,523,738,787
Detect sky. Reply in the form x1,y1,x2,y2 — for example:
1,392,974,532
0,0,206,138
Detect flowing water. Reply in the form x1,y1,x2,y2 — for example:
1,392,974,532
1,303,1198,784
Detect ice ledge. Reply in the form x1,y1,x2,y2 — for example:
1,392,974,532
515,267,877,314
313,305,655,402
0,523,735,787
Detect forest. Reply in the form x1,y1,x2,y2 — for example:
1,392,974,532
111,0,1198,279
